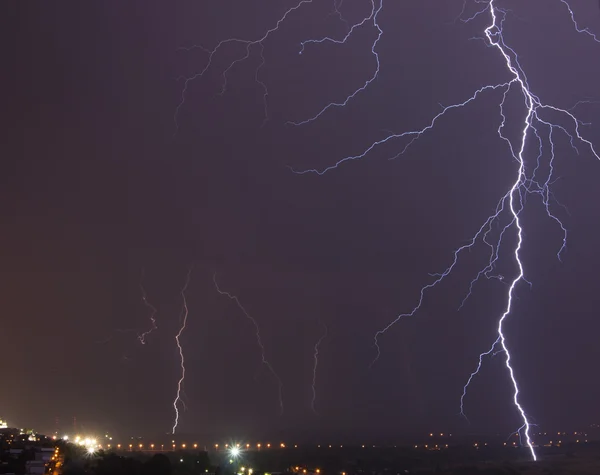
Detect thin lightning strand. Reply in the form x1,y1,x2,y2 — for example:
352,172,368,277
138,268,158,345
311,321,328,415
330,0,350,32
288,0,383,126
560,0,600,43
213,273,284,415
172,267,193,434
180,0,600,461
175,0,315,129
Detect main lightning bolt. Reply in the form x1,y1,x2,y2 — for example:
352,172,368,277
311,320,328,415
213,273,284,415
178,0,599,461
138,268,158,345
172,267,193,434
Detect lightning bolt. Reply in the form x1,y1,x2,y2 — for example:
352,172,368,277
311,320,328,415
178,0,599,461
175,0,315,129
213,273,284,415
560,0,600,43
138,268,158,345
288,1,598,460
172,267,193,434
289,0,383,126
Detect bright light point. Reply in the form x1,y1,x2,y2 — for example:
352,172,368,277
229,447,241,458
87,447,95,455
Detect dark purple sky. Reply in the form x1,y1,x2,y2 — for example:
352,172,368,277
1,0,600,442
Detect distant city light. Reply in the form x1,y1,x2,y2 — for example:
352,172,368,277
229,446,241,458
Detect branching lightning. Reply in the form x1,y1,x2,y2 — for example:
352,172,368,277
138,268,158,345
213,273,284,415
178,0,600,460
560,0,600,43
172,267,193,434
288,0,383,126
311,320,328,415
175,0,315,129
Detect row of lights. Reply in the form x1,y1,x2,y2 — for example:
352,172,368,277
70,438,596,453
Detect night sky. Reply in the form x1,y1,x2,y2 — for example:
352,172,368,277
2,1,600,443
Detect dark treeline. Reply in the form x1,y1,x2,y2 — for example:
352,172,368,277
58,443,600,475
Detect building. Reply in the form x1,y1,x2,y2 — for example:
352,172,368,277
0,418,8,429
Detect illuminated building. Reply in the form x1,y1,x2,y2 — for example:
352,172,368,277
0,417,7,429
